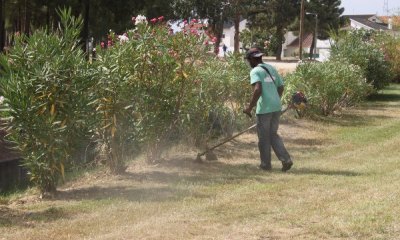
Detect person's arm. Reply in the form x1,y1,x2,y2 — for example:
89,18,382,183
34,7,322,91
272,68,284,99
243,82,262,117
277,85,284,99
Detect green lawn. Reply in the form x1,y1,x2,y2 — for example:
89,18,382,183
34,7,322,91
1,84,400,240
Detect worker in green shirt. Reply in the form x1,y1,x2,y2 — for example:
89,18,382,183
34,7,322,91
243,48,293,172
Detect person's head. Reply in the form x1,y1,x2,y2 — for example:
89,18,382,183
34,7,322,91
245,48,264,68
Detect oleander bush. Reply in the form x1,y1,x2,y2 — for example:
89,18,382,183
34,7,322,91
330,29,393,91
375,32,400,83
0,12,251,193
284,60,372,116
0,9,93,194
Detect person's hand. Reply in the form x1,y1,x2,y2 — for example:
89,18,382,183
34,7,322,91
243,107,252,118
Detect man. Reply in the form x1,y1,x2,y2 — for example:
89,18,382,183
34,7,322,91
243,48,293,172
222,44,228,57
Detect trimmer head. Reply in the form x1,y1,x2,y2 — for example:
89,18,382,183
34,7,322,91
292,91,307,110
194,150,218,163
205,151,218,161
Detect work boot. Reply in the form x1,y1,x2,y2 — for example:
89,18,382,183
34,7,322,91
282,160,293,172
259,164,272,171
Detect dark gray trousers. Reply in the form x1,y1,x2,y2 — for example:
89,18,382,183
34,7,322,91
256,112,291,168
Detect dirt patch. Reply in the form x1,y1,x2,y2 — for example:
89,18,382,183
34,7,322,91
264,61,298,76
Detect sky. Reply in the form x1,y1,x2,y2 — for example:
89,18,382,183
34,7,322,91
340,0,400,16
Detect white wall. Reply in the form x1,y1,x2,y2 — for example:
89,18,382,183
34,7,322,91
281,32,298,59
220,19,248,56
284,38,332,61
350,19,373,30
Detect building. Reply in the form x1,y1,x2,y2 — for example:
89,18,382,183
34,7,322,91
219,18,248,56
282,32,333,61
281,14,400,60
344,14,390,31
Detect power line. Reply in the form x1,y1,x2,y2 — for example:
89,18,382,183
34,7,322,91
383,0,389,16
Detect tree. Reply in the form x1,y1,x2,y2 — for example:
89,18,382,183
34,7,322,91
172,0,225,54
304,0,344,58
0,0,5,51
0,0,177,52
224,0,254,53
247,0,300,60
172,0,255,54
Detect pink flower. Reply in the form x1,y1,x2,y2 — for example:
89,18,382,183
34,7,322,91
183,19,188,24
203,40,209,45
150,18,157,24
158,16,164,22
190,29,198,35
100,42,105,48
118,34,129,43
191,19,198,23
211,37,217,43
131,16,136,23
108,40,112,46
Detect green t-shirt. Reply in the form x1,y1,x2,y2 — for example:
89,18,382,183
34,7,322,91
250,63,284,114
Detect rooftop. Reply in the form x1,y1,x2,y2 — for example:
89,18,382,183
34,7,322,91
287,33,314,48
343,14,389,31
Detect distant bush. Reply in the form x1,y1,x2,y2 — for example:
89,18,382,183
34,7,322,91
284,61,372,116
375,32,400,83
330,29,393,91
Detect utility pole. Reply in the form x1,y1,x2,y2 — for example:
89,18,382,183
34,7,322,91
299,0,305,61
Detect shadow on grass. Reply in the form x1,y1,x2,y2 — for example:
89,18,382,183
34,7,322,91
304,84,400,127
310,112,393,127
290,167,362,177
54,154,363,205
284,137,325,146
367,94,400,102
54,158,285,203
367,84,400,102
56,185,205,203
0,206,68,228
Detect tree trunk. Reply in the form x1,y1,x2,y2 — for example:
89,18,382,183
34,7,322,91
275,25,284,61
17,6,21,33
309,31,315,60
233,12,240,53
83,0,90,41
24,0,30,36
0,0,5,52
46,0,50,28
82,0,90,55
214,21,223,55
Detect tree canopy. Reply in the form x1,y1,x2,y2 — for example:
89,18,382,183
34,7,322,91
1,0,346,59
246,0,300,60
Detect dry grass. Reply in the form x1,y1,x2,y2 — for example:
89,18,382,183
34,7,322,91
1,84,400,240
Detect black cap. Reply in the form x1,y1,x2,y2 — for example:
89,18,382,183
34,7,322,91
245,48,264,59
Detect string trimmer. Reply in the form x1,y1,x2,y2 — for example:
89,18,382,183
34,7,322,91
195,92,307,163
